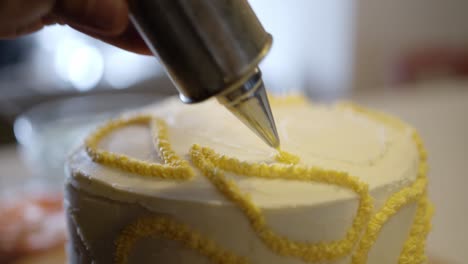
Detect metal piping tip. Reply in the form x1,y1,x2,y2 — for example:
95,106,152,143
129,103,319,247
217,70,280,148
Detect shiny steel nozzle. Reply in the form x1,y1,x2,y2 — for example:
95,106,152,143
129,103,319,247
217,69,280,148
129,0,279,148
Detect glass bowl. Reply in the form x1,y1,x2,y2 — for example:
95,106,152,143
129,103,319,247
13,93,163,190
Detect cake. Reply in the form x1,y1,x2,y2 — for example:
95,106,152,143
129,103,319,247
65,96,433,264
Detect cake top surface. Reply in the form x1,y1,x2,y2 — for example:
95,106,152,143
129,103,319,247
68,96,419,208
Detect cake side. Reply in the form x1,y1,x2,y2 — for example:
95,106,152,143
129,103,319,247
65,96,432,264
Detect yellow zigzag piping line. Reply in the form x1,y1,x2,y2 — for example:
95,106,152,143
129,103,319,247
398,194,433,264
83,99,432,264
344,103,433,264
85,115,194,180
274,150,301,164
114,216,248,264
407,198,433,263
190,144,373,262
86,116,244,264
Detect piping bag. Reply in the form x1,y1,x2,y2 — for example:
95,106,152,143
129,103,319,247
129,0,280,148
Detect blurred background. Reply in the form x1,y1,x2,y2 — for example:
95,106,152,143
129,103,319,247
0,0,467,263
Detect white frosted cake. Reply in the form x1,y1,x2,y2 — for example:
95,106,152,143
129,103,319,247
65,96,432,264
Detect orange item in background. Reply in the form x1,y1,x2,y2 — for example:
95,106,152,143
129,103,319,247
0,192,66,264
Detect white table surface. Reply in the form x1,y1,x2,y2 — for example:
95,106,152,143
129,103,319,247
1,80,466,263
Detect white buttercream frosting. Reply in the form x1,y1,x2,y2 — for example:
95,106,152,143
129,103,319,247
68,97,418,207
65,97,421,264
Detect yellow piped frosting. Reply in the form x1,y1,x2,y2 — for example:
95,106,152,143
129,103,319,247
274,149,301,164
190,144,373,262
398,195,433,264
85,115,194,180
82,96,433,264
115,216,248,264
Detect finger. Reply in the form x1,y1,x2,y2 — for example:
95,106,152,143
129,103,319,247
70,23,152,55
0,0,54,24
14,21,44,37
0,0,55,38
0,21,45,39
53,0,129,36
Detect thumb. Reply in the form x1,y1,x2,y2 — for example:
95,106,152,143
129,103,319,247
53,0,129,35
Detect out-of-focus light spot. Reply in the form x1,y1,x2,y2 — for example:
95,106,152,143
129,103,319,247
66,46,104,91
37,25,75,52
104,49,160,89
53,38,104,91
14,117,33,145
54,38,83,86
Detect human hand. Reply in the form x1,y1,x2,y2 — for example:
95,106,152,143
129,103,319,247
0,0,151,55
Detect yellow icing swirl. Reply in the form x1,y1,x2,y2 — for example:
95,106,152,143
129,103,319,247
274,149,301,164
352,152,428,262
85,116,194,180
82,99,432,264
115,216,248,264
190,144,373,262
